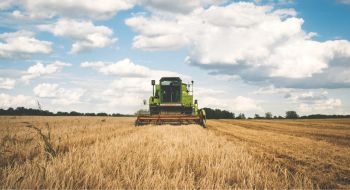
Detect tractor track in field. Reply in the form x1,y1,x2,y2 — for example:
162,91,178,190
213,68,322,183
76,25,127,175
207,119,350,189
215,119,350,147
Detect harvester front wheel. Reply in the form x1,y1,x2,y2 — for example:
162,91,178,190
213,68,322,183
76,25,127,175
199,109,207,128
134,118,140,127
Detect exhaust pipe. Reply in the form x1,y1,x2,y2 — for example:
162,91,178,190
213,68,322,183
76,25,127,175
151,80,155,97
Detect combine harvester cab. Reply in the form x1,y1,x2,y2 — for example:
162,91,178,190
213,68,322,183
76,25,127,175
135,77,206,128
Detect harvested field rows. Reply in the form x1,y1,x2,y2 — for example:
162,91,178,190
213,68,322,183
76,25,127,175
207,119,350,189
1,116,349,189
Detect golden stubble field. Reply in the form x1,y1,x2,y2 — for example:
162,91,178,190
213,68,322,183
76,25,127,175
0,116,349,189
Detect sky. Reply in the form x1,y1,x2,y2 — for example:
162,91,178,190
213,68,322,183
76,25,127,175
0,0,350,117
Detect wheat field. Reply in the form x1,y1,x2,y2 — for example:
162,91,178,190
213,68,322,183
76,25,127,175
0,116,349,189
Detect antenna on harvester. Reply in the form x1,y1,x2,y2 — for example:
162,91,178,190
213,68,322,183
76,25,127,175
151,80,155,97
37,100,42,111
191,80,194,96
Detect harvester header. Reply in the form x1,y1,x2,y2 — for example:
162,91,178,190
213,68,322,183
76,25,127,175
135,77,206,127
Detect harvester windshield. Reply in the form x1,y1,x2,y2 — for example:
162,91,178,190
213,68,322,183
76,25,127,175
160,79,181,103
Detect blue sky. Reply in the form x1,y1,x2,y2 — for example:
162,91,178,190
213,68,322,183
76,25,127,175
0,0,350,116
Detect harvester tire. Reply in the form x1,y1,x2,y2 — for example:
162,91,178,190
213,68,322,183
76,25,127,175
199,109,207,128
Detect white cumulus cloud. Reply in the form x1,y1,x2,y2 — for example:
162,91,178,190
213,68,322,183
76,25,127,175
3,0,225,20
33,83,59,98
0,30,52,59
286,91,342,114
0,93,36,108
198,90,263,113
4,0,135,19
101,79,151,107
201,96,263,113
38,18,117,53
298,98,342,114
34,83,85,105
0,0,13,10
81,58,189,79
231,96,263,112
140,0,225,14
0,78,16,89
253,85,294,94
21,61,71,82
337,0,350,4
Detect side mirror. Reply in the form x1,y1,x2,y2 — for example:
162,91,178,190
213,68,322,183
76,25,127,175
151,80,155,85
194,100,198,104
143,99,147,105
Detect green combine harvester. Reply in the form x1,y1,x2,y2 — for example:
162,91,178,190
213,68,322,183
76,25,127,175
135,77,206,127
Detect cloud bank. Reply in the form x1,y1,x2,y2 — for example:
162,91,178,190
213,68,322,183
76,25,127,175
126,2,350,89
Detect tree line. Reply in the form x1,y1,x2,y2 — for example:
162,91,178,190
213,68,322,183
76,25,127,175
203,108,350,119
1,107,349,119
0,107,131,117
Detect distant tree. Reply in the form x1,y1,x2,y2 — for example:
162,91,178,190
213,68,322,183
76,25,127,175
273,116,277,119
97,112,108,116
286,111,299,119
203,108,235,119
15,107,26,115
70,111,82,116
57,111,69,116
278,116,284,119
265,112,273,119
7,107,14,114
236,113,246,119
254,114,261,119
